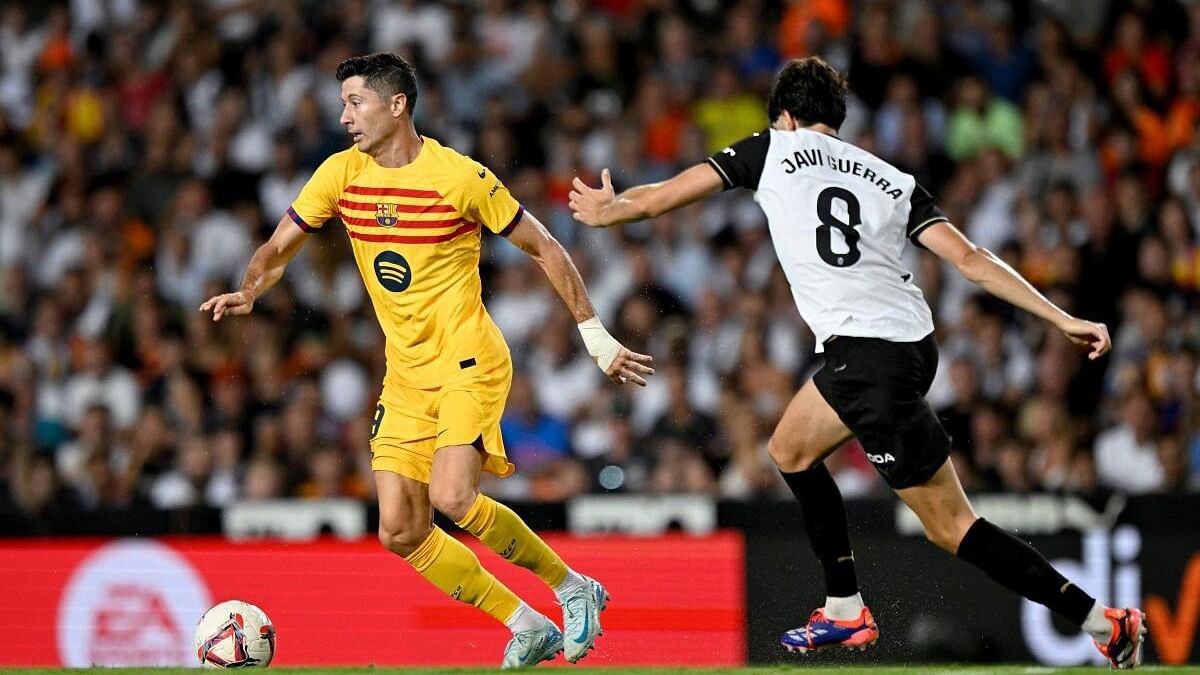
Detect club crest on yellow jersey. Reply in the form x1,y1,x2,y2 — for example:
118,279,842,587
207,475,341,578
376,203,400,227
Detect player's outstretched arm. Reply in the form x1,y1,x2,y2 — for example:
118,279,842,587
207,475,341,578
199,214,310,321
569,164,724,227
918,220,1111,360
504,209,655,386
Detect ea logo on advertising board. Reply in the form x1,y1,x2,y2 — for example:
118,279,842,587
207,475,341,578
374,251,412,292
57,540,212,667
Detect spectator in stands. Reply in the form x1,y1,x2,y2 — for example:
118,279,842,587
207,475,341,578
650,436,716,495
6,449,82,533
55,403,124,506
1095,390,1167,494
717,400,778,499
0,0,1198,522
242,456,286,500
692,61,768,154
501,374,573,475
991,437,1035,493
61,338,140,432
150,433,213,509
296,445,364,499
946,75,1023,160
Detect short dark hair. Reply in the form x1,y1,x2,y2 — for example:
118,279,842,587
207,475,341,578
767,57,848,129
335,53,419,114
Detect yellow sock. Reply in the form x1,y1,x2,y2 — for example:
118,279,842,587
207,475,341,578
458,494,569,589
404,526,521,625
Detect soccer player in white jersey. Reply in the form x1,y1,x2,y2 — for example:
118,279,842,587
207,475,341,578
569,57,1146,669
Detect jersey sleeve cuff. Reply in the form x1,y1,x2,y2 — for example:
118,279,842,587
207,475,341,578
705,158,734,190
498,204,525,237
907,217,948,248
287,206,317,233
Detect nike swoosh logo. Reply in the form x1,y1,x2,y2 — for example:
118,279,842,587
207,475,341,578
513,635,541,663
478,169,487,178
572,606,591,644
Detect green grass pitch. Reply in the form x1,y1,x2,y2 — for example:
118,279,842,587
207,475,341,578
2,662,1200,667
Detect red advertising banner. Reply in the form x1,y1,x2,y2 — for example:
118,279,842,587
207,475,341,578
0,532,745,667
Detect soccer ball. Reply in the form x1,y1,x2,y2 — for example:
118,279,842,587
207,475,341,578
194,600,276,669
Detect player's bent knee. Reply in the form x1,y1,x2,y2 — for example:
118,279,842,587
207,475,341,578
922,525,957,553
378,521,430,557
768,435,820,473
428,482,477,522
922,518,973,553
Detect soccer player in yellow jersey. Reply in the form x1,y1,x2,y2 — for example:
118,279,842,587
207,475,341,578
200,53,654,668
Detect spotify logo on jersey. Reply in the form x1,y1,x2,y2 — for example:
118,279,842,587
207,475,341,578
373,251,412,292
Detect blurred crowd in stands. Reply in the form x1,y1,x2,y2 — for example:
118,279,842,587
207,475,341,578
2,0,1200,530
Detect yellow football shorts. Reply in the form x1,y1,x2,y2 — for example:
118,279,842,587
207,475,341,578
368,364,514,484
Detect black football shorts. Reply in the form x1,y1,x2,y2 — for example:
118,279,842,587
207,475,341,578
813,333,950,489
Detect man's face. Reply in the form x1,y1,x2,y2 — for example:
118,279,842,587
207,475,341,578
339,76,403,154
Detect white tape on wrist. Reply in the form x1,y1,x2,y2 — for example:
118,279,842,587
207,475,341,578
577,316,622,372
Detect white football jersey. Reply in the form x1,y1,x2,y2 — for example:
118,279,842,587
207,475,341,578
707,128,945,352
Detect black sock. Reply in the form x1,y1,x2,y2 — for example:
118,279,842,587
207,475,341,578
780,464,859,597
956,518,1095,626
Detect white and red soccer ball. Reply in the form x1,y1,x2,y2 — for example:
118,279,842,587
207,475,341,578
194,600,275,669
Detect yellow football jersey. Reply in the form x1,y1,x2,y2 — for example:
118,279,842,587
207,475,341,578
288,137,522,389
